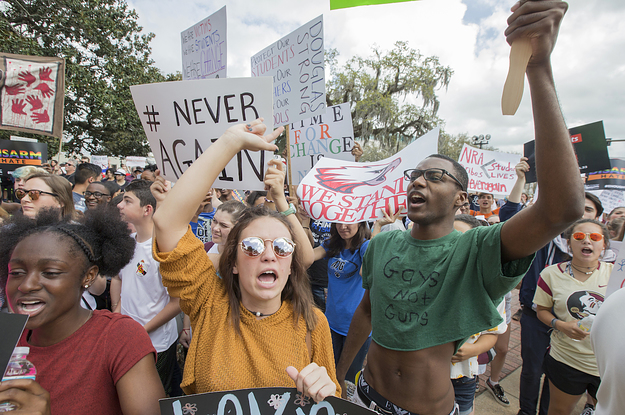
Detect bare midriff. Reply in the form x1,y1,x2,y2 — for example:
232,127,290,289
363,341,456,415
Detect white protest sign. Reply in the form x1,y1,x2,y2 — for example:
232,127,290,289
607,245,625,298
289,103,354,185
458,144,520,196
590,189,625,216
125,156,146,171
251,15,325,128
181,6,227,80
91,155,108,172
296,129,439,223
130,77,273,189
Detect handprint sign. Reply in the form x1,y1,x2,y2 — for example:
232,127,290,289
39,67,54,82
11,99,27,115
5,84,25,95
34,83,54,98
31,110,50,124
26,95,43,110
18,71,36,86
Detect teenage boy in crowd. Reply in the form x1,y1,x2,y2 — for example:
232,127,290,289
112,180,182,396
72,163,103,213
470,192,499,219
336,3,582,415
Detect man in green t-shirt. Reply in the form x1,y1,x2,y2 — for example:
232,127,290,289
335,2,583,415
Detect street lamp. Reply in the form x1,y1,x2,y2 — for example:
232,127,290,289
471,134,491,149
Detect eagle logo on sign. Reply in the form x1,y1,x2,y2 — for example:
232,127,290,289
314,157,402,194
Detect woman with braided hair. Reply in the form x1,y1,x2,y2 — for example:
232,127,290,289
0,207,165,414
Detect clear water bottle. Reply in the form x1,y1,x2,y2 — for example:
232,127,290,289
578,314,595,333
0,347,37,412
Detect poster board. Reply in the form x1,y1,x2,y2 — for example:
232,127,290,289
0,138,48,178
91,155,109,172
289,103,354,185
159,387,375,415
297,129,438,223
130,77,273,189
0,53,65,138
585,158,625,191
457,145,520,196
251,15,325,128
524,121,611,183
0,313,29,378
181,6,227,80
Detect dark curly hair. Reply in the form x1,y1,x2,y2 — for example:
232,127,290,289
325,222,371,259
0,206,135,287
218,206,317,333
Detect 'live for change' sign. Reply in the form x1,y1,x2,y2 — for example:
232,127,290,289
130,77,273,189
159,387,375,415
251,16,325,128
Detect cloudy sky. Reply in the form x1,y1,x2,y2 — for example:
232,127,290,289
127,0,625,158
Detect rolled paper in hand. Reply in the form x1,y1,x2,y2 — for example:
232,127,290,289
501,38,532,115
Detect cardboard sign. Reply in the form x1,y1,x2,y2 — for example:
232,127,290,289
330,0,419,9
125,156,147,172
296,129,438,223
91,155,109,172
181,6,227,80
251,16,325,128
524,121,611,183
159,387,375,415
289,103,354,185
588,189,625,216
0,138,48,178
130,77,273,189
585,158,625,191
0,53,65,138
457,145,520,196
0,313,29,378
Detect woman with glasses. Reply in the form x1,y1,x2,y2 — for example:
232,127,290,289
17,173,75,220
150,119,339,400
534,219,611,415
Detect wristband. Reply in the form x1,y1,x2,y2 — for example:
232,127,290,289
280,203,296,216
551,318,558,329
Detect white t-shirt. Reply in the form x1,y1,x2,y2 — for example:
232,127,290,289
592,287,625,415
119,235,177,352
450,299,507,379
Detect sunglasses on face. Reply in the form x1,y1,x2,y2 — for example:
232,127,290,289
84,191,110,198
403,168,465,191
239,237,296,258
572,232,604,242
15,189,58,201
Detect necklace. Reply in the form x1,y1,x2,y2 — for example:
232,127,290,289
245,307,277,318
570,262,597,275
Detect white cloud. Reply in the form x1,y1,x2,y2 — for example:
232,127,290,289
128,0,625,158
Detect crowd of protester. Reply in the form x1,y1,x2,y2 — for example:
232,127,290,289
0,2,623,415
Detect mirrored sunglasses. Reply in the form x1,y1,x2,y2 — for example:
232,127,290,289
239,237,296,258
15,189,58,201
572,232,603,242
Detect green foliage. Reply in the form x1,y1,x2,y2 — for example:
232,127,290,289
326,42,453,161
0,0,175,157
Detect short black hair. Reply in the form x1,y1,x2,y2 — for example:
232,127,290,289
100,180,120,196
246,191,267,206
0,206,135,286
74,163,102,185
454,214,481,229
144,164,158,172
427,154,468,192
124,179,156,210
585,192,604,217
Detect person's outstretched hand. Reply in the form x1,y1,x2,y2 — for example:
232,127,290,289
222,118,282,153
150,169,171,206
264,158,287,204
286,363,336,403
515,156,530,178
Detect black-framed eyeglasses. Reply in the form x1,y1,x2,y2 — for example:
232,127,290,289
15,189,59,201
239,237,296,258
84,191,110,199
403,168,465,191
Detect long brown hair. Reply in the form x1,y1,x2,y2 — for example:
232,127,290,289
219,206,317,333
325,222,371,258
26,173,75,220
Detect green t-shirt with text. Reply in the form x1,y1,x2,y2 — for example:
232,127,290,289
362,223,533,351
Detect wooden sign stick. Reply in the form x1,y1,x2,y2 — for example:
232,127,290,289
284,124,295,197
501,38,532,115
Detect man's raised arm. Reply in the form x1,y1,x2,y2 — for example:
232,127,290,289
500,0,584,262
